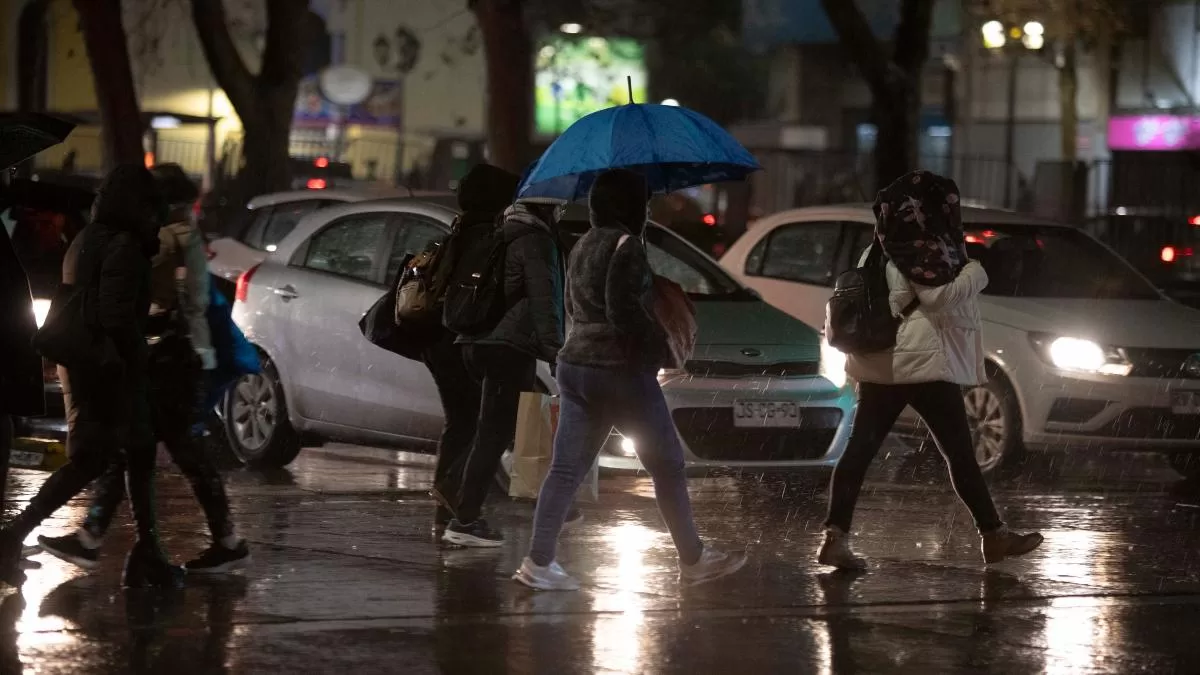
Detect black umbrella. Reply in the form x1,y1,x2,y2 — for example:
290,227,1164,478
0,112,77,171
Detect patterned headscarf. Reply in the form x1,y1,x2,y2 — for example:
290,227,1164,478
873,170,967,287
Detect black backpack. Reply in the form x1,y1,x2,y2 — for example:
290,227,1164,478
442,220,511,335
825,242,918,355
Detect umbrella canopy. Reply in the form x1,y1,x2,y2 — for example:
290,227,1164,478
517,103,760,202
0,113,76,171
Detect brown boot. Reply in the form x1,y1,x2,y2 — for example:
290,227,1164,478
981,526,1044,563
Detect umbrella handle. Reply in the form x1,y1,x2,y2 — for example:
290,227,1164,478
627,76,633,105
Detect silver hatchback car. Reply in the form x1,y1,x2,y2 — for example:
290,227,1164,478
226,197,855,473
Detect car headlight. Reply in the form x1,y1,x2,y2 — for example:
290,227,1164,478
31,298,51,329
1029,333,1132,376
618,436,637,456
820,335,848,388
657,368,684,382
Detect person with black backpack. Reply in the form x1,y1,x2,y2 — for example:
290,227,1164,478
417,163,519,533
436,195,565,547
819,170,1043,570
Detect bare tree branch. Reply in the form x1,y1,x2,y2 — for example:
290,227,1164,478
820,0,891,96
190,0,256,113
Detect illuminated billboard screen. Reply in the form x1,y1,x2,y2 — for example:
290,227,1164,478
535,36,647,136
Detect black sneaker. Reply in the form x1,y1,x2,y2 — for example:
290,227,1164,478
441,519,504,548
185,541,251,574
37,534,100,571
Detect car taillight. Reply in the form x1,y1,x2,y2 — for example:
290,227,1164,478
235,264,260,303
1162,246,1177,263
306,178,327,190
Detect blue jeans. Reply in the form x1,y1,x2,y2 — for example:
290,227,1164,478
528,362,703,567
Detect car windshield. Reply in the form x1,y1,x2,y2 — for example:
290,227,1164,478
558,220,745,299
966,223,1161,300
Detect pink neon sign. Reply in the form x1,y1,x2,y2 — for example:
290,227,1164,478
1108,115,1200,151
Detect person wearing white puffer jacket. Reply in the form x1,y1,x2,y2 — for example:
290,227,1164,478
818,170,1044,571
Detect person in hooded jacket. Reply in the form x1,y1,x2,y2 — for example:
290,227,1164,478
818,170,1043,570
0,164,183,589
437,194,565,547
0,208,44,504
38,165,250,575
513,169,746,591
422,163,517,532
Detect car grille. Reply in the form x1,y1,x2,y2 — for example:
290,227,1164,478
684,360,819,378
1089,408,1200,440
671,407,842,462
1124,348,1200,379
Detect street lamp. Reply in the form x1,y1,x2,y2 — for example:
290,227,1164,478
981,19,1045,207
559,22,583,34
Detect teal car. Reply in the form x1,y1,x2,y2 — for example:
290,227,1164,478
553,214,855,472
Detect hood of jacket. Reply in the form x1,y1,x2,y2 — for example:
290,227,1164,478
589,168,649,236
456,163,519,215
503,201,555,239
91,164,166,254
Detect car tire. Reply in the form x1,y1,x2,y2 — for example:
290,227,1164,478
963,376,1024,475
1167,453,1200,480
222,355,302,468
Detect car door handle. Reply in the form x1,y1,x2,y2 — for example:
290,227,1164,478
274,285,299,301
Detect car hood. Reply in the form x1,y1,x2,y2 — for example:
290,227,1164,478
982,296,1200,348
692,299,821,362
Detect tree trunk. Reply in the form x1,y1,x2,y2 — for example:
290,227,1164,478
191,0,311,199
74,0,144,169
235,88,298,196
1059,40,1079,162
873,85,920,191
473,0,534,175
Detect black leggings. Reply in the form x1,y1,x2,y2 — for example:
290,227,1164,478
84,343,233,542
825,381,1003,533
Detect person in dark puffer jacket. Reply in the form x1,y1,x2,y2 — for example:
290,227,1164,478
0,164,183,589
438,195,565,547
512,169,746,591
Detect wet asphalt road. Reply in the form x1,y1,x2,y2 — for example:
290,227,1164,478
0,437,1198,674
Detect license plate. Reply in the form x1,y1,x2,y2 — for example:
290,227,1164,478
1172,390,1200,415
733,400,801,428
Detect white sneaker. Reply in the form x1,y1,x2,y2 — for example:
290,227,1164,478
817,526,867,570
678,545,747,587
512,557,581,591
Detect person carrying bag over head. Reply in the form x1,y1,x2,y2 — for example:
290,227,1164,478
817,170,1043,571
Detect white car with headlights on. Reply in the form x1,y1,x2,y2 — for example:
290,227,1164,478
721,204,1200,478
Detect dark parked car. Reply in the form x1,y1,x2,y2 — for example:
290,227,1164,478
1085,210,1200,308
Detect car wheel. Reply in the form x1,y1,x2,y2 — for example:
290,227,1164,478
963,377,1024,474
1167,453,1200,480
223,356,302,468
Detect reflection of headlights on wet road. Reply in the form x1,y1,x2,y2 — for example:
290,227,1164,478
32,298,51,329
1030,333,1132,376
820,336,848,388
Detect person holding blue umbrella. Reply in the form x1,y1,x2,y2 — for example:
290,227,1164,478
514,169,747,591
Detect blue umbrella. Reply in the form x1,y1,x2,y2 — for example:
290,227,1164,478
517,103,760,202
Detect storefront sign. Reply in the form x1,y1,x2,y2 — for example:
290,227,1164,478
1109,115,1200,151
